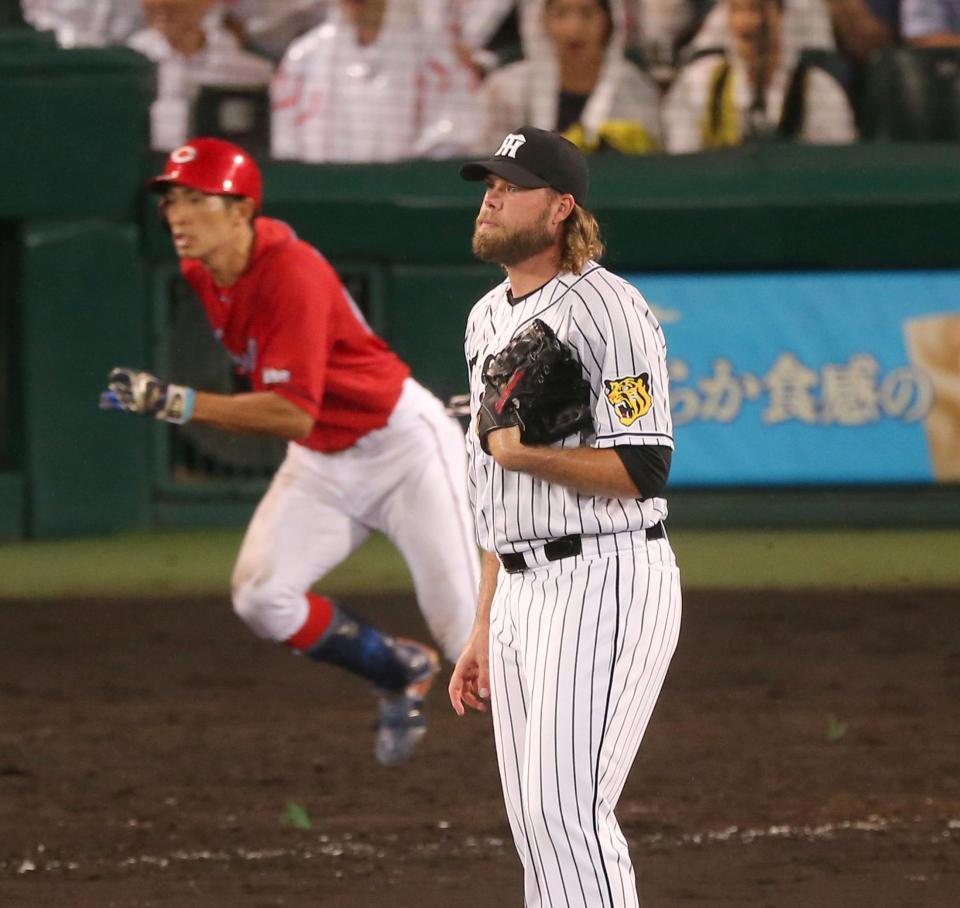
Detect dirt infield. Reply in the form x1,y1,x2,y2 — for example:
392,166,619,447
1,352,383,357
0,589,957,907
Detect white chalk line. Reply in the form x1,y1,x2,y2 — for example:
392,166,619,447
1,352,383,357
4,816,959,876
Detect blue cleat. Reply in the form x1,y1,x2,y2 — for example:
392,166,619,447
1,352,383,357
374,639,440,767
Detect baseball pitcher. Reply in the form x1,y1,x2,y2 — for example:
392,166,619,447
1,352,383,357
449,126,682,906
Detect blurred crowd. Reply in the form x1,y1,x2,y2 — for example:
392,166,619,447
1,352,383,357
18,0,960,158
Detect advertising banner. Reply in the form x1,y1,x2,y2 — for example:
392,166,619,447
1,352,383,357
626,271,960,486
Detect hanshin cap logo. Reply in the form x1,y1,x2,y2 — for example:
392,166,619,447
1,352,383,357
460,126,589,205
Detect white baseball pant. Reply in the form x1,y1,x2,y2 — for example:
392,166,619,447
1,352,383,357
489,534,681,907
231,378,479,662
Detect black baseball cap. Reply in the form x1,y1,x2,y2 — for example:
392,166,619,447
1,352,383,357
460,126,588,205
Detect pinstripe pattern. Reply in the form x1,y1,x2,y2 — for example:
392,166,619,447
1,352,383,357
467,263,681,906
489,543,681,908
464,264,673,556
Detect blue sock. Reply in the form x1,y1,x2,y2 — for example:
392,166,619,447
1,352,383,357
306,602,418,692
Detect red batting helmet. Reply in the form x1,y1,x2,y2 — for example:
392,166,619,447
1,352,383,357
148,137,263,211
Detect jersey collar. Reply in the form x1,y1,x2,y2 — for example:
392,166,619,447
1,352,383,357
506,272,560,306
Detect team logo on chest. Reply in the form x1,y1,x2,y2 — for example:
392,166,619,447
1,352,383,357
604,374,652,426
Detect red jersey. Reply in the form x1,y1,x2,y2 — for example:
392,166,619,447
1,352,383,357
181,217,410,452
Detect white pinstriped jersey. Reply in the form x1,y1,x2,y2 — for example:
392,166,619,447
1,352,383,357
465,261,674,555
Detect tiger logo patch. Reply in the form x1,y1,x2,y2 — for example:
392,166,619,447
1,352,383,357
604,374,652,426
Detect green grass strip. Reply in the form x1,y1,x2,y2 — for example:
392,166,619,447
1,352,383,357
674,529,960,590
0,529,406,599
0,528,957,599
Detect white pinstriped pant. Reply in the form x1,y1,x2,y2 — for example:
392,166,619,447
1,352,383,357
489,535,681,908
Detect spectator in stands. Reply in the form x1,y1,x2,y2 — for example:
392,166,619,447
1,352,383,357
218,0,326,61
458,0,705,86
663,0,857,151
128,0,274,151
481,0,662,153
826,0,894,62
687,0,893,65
903,0,960,45
634,0,705,84
22,0,143,46
684,0,836,54
458,0,519,54
270,0,483,162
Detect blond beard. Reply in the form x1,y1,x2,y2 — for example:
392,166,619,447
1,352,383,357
472,210,555,266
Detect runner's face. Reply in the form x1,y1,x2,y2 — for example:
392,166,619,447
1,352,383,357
160,187,240,260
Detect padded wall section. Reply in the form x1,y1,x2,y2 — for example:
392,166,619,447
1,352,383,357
387,265,501,399
0,45,153,220
20,221,150,537
142,144,960,272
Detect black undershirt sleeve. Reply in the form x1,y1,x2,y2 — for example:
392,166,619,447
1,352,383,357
613,445,672,500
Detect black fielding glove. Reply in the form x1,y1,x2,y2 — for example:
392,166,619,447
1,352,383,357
477,319,593,454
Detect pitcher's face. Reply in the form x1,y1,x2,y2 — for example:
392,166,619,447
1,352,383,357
473,177,565,267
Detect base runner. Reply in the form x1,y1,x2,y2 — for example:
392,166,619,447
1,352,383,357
449,126,682,905
101,137,478,766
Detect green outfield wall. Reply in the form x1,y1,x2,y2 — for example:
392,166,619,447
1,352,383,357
2,32,959,538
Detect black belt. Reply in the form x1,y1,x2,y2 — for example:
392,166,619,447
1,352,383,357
499,523,665,574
